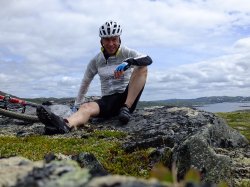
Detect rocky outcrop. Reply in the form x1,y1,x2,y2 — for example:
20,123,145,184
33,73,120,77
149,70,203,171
90,106,249,186
0,105,249,186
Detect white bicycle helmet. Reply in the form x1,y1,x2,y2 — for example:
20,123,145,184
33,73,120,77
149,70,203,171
99,20,122,38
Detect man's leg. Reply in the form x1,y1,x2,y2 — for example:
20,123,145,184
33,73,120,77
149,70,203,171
67,101,100,129
119,66,147,124
37,101,100,134
125,66,147,108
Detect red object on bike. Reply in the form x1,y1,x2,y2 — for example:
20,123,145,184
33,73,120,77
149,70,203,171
9,98,26,105
0,95,26,105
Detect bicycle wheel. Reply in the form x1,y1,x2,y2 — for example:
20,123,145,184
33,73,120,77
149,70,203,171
0,108,39,122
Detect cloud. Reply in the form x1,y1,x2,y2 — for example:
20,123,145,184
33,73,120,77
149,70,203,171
1,0,250,100
233,37,250,52
145,39,250,100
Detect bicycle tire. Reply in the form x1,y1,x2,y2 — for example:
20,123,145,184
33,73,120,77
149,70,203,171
0,108,39,122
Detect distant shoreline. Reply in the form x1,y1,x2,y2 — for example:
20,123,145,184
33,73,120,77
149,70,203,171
195,102,250,113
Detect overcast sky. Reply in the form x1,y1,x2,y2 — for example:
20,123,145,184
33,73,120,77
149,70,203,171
1,0,250,101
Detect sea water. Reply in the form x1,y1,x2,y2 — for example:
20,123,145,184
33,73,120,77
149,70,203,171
195,102,250,113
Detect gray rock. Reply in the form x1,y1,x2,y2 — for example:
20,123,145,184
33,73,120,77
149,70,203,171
173,136,232,184
1,156,164,187
15,159,90,187
0,157,43,187
90,106,249,185
72,152,108,177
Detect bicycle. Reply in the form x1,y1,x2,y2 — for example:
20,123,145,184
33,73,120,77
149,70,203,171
0,94,40,122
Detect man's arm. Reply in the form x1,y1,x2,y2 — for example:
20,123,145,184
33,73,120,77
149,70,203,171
125,55,153,66
74,78,92,106
114,55,152,79
74,59,98,106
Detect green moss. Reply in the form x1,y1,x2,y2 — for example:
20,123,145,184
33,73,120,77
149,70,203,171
0,130,150,178
216,111,250,141
235,179,250,187
92,129,127,138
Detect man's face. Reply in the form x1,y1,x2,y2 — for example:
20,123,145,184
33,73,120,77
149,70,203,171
101,36,120,55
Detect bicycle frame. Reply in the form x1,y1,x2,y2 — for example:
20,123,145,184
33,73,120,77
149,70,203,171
0,95,38,107
0,94,39,122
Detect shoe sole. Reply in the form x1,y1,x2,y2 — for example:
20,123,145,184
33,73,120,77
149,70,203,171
37,105,70,133
37,106,54,127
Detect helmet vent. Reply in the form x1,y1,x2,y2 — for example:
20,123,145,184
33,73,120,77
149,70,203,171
99,20,122,38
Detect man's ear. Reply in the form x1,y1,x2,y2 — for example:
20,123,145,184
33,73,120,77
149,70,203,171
100,39,103,46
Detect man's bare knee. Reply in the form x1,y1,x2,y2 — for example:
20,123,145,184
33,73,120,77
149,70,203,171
79,102,100,116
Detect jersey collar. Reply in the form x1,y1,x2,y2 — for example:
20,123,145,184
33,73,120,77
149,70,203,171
101,46,121,60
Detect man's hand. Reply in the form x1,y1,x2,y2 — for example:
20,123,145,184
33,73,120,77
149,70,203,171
71,105,79,113
114,62,130,79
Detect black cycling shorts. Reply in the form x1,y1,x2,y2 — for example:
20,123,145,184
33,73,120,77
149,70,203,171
95,85,144,118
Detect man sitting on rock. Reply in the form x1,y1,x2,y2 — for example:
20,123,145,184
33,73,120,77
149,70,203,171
37,20,152,134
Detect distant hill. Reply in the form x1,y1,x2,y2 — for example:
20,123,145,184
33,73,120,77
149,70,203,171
162,96,250,105
0,91,18,98
0,91,7,96
138,96,250,108
1,91,250,108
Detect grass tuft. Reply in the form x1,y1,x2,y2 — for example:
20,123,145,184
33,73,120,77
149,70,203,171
216,110,250,141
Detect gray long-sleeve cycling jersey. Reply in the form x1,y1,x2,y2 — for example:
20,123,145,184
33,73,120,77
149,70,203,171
74,45,152,105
